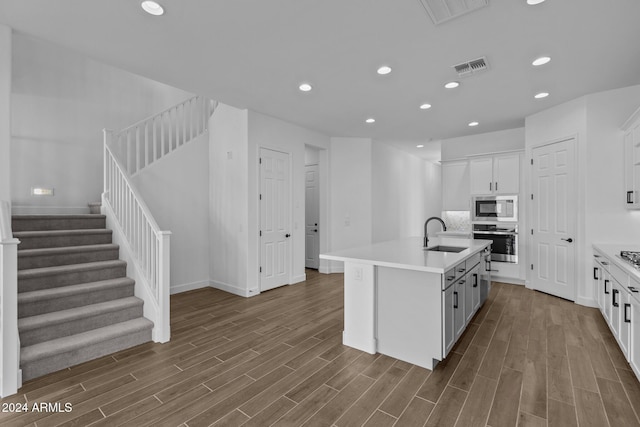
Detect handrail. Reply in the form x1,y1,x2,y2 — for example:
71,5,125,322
102,137,171,342
0,200,21,397
113,95,217,176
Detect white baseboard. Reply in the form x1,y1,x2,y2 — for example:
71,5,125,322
170,280,210,295
290,274,306,284
576,296,598,308
210,279,249,297
491,275,524,285
12,205,90,215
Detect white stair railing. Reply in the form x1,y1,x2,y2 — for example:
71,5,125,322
0,200,21,397
102,139,171,343
102,95,216,343
113,95,217,176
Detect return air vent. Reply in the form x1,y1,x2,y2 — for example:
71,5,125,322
418,0,489,25
453,57,488,77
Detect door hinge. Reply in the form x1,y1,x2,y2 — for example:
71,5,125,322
531,264,534,270
531,194,534,200
260,266,262,273
259,230,262,237
530,158,533,165
259,157,262,164
259,194,262,200
531,229,533,235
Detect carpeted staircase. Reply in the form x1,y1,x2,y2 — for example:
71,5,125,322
12,214,153,382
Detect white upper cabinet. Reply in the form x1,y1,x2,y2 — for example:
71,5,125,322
622,107,640,209
469,153,520,195
442,160,470,211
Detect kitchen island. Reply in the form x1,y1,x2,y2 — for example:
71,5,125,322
320,236,492,370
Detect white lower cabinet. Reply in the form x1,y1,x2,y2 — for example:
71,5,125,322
592,248,640,382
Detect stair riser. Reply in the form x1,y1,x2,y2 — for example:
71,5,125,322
21,329,152,382
18,248,120,270
12,217,106,232
20,304,144,347
19,265,127,293
19,285,135,318
17,232,113,250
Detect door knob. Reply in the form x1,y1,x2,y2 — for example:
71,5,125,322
561,238,573,243
314,229,318,232
285,233,291,238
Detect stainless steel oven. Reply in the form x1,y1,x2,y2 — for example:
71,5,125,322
473,195,518,222
473,223,518,263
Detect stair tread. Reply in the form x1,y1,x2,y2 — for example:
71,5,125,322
13,214,106,219
19,296,143,331
18,260,126,279
18,277,134,303
18,244,119,258
21,318,153,363
14,229,111,237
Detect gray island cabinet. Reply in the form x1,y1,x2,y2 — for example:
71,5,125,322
321,237,491,370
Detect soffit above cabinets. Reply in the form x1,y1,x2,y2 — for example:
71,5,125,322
418,0,489,25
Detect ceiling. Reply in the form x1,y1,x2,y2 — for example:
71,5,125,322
2,0,640,160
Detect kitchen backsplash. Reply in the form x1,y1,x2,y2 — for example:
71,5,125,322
442,211,471,232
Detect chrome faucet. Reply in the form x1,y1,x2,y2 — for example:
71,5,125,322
424,217,447,247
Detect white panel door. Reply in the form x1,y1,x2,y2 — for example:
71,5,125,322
305,164,320,269
260,148,290,291
531,138,576,301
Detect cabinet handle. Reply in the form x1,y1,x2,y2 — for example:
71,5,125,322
628,191,634,204
473,273,478,287
612,288,619,307
624,303,631,323
602,261,609,266
454,292,458,309
489,182,492,191
458,279,465,284
604,279,610,295
447,275,455,281
457,268,466,273
495,182,498,191
629,286,639,293
593,267,599,280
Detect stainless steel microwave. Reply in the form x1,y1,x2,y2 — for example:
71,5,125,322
472,195,518,222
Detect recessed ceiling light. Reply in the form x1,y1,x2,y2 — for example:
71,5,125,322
419,103,432,110
527,0,546,5
377,65,392,75
532,56,551,66
468,121,479,127
365,118,376,124
298,83,313,92
141,1,164,15
534,92,549,99
445,81,460,89
416,144,425,148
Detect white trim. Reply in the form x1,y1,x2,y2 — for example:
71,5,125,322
290,274,306,284
576,296,598,308
210,279,251,297
11,205,90,215
170,280,211,295
491,276,525,285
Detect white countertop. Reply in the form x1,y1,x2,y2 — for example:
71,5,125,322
320,236,491,274
593,243,640,283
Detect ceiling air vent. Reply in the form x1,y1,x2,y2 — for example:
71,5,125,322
418,0,489,25
453,57,488,77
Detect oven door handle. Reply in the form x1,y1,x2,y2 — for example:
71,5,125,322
473,231,518,236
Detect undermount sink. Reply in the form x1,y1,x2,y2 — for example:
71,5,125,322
424,245,467,253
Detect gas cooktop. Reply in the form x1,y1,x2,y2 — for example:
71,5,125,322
620,251,640,269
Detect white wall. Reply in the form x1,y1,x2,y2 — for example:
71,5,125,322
441,128,525,161
305,145,320,165
10,33,192,214
0,25,11,205
329,138,373,257
131,133,210,294
209,104,250,296
372,141,442,243
247,111,331,291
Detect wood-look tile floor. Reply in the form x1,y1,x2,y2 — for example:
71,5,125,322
2,270,640,426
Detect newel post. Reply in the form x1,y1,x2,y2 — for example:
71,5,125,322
156,231,171,343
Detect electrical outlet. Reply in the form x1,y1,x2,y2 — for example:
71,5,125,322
354,267,363,281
